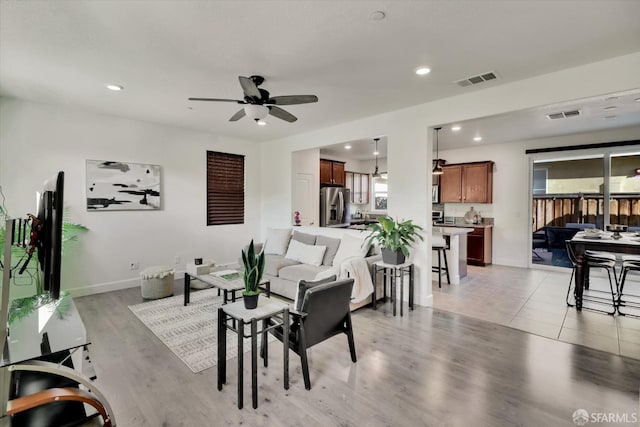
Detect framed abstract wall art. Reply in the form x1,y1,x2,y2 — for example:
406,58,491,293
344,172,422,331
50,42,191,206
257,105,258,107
86,160,161,210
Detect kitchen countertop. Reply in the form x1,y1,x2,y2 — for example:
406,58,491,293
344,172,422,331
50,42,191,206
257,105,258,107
433,226,473,235
435,221,494,229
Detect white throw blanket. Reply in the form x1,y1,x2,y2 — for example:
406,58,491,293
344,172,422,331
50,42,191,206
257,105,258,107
314,256,374,303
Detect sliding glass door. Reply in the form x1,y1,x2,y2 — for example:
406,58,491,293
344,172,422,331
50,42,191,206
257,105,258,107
531,150,640,268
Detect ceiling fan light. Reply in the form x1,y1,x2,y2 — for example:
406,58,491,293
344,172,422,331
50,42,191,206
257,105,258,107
256,120,267,126
244,104,269,120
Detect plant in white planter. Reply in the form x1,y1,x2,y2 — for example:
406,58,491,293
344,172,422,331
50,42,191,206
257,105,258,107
241,239,265,309
364,216,424,265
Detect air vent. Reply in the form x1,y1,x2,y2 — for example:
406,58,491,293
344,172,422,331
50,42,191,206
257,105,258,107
455,71,498,87
546,109,581,120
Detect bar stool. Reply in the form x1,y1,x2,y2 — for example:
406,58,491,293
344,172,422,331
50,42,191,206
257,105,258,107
617,254,640,317
432,234,450,289
582,250,619,315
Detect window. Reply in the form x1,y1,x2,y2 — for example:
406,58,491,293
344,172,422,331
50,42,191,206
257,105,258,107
206,151,244,226
532,168,548,195
372,174,387,211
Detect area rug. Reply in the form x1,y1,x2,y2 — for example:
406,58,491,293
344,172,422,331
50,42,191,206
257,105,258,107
129,289,275,374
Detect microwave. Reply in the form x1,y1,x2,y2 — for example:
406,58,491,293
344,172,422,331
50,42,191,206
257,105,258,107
432,210,444,223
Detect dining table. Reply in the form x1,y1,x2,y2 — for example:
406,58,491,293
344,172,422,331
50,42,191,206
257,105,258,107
568,230,640,310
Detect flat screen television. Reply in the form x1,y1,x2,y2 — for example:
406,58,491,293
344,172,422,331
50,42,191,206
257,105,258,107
35,171,64,300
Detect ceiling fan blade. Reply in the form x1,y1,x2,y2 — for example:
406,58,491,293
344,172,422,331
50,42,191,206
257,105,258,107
267,95,318,105
268,106,297,122
188,97,245,103
238,76,261,100
229,109,246,122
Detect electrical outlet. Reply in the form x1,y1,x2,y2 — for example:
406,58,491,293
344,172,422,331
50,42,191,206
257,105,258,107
174,256,180,265
130,262,139,270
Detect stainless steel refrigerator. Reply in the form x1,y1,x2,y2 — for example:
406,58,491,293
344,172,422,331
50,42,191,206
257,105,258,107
320,187,350,227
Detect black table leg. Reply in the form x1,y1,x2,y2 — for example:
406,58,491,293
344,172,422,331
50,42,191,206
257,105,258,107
575,255,585,311
409,265,414,310
184,273,191,306
283,308,289,390
400,268,404,317
391,269,396,316
262,319,268,367
217,307,225,390
237,319,244,409
251,319,258,409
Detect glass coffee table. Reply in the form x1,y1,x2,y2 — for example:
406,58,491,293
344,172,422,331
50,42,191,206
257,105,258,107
183,268,270,306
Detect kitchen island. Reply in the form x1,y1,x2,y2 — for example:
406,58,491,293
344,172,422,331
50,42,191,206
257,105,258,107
432,226,473,284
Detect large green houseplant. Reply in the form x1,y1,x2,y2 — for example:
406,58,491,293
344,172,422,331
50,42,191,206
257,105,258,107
364,216,424,265
241,239,265,309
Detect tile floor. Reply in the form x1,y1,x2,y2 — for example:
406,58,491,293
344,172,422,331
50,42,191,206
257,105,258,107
432,264,640,360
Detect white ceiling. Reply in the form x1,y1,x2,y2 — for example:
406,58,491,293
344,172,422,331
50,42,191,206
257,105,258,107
1,1,640,146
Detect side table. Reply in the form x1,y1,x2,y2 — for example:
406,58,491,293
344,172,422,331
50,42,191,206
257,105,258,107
372,261,414,316
218,298,289,409
184,270,270,306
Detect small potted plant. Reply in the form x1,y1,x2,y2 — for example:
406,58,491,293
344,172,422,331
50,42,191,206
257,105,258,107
241,239,265,309
364,216,424,265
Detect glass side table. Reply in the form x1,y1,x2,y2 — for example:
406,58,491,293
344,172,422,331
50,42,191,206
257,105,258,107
372,261,414,317
217,298,289,409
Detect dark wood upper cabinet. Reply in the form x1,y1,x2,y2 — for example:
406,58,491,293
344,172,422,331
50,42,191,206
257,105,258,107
320,159,345,186
440,161,493,203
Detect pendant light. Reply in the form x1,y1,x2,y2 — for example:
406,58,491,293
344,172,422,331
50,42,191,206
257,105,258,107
372,138,381,178
432,127,444,175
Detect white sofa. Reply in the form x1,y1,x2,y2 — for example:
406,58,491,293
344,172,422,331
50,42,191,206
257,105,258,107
253,228,383,310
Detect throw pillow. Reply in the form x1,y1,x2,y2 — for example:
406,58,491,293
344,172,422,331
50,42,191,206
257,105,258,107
294,275,337,312
264,227,292,255
315,235,341,266
332,233,370,266
293,230,317,245
285,239,327,267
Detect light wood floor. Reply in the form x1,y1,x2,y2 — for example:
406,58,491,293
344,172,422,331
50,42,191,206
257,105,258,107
74,275,640,427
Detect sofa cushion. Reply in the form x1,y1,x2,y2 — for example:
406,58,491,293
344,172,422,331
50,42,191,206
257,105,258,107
264,227,292,255
264,254,299,277
293,275,337,312
316,235,341,266
293,230,317,245
278,263,331,282
332,234,369,266
285,239,326,267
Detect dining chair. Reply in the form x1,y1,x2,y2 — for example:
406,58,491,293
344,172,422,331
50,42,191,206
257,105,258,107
617,254,640,317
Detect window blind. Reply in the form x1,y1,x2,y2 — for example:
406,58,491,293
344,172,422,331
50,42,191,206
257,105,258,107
207,151,245,226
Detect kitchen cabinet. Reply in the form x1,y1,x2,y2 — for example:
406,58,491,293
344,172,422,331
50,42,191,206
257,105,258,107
440,161,493,203
467,226,492,266
345,170,370,204
320,159,345,186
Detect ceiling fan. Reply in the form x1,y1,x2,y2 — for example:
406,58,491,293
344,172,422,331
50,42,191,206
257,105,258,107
188,75,318,123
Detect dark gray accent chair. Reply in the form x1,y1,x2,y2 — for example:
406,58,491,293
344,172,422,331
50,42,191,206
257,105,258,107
263,278,357,390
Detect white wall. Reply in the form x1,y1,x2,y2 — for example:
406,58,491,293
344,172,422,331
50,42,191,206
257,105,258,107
0,98,261,297
259,52,640,308
439,125,640,268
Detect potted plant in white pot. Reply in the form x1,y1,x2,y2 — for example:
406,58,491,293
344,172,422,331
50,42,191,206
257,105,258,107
241,239,265,309
364,216,424,265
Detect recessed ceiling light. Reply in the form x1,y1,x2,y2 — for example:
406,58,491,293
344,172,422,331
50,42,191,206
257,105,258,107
604,96,619,101
256,120,267,126
415,67,431,76
473,136,482,142
604,106,617,110
106,84,123,91
370,11,386,21
602,115,617,120
373,150,380,156
451,125,461,132
344,145,352,150
635,97,640,102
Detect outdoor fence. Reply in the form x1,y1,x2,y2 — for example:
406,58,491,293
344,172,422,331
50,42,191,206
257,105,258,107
532,193,640,231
